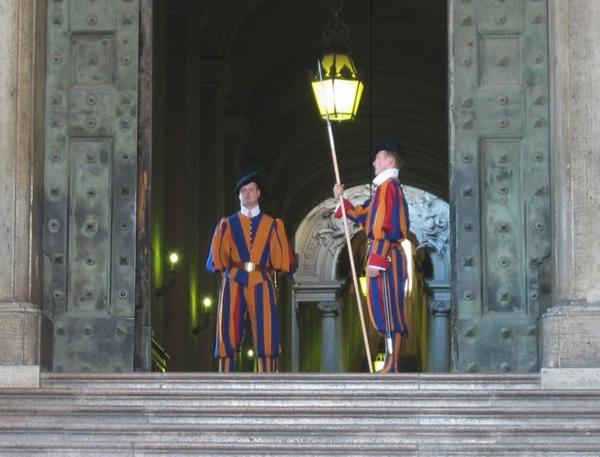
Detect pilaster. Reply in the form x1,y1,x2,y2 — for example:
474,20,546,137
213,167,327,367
541,0,600,371
0,0,45,374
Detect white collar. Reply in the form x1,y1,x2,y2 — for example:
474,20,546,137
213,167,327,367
240,204,261,218
372,168,399,187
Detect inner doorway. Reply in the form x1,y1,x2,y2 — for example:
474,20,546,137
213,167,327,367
293,184,450,372
149,0,448,372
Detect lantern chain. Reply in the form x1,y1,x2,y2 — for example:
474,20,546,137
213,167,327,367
323,0,351,50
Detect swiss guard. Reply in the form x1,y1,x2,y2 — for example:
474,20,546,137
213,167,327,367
333,140,411,373
206,171,296,373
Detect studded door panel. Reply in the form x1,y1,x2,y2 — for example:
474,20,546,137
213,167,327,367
451,0,550,372
43,0,139,372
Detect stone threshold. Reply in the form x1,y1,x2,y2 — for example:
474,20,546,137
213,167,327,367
3,367,600,390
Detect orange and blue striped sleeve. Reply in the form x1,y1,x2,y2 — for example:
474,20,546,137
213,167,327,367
269,218,296,274
334,198,370,225
206,218,231,272
367,181,409,270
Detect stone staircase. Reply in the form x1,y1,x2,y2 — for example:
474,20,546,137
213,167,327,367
1,372,600,456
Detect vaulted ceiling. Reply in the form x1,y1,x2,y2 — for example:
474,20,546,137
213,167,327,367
166,0,447,233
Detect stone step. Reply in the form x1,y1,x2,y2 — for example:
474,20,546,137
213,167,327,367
1,419,597,447
1,444,597,457
1,373,599,456
3,392,600,412
2,411,600,430
1,429,600,456
40,372,542,392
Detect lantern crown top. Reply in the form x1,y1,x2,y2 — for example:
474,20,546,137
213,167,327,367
310,0,364,122
320,53,359,80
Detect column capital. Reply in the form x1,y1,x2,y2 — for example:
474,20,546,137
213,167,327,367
430,300,451,315
318,301,340,317
293,281,341,303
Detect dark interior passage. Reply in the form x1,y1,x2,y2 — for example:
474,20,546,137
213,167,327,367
150,0,448,371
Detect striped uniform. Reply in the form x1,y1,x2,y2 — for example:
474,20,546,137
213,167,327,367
336,177,410,373
206,212,295,373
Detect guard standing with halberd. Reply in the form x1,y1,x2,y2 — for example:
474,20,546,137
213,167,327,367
333,140,410,373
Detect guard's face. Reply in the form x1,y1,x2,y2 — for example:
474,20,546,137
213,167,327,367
239,182,261,208
373,150,395,176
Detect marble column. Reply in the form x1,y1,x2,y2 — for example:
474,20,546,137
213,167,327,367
318,301,341,372
292,282,342,372
540,1,600,371
0,0,45,384
428,299,451,373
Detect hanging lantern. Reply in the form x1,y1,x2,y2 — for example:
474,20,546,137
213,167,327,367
311,53,364,121
310,1,364,121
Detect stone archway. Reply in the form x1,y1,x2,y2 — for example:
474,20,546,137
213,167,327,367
292,184,450,372
291,185,366,372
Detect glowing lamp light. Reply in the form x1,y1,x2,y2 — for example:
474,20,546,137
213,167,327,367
202,296,213,310
374,352,386,372
359,275,368,297
168,252,179,266
246,349,255,358
311,53,364,122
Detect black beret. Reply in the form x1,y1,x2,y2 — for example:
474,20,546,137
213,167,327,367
371,139,405,160
234,170,261,194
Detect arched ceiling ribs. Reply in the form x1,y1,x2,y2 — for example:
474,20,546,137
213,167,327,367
175,0,449,232
258,111,447,173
